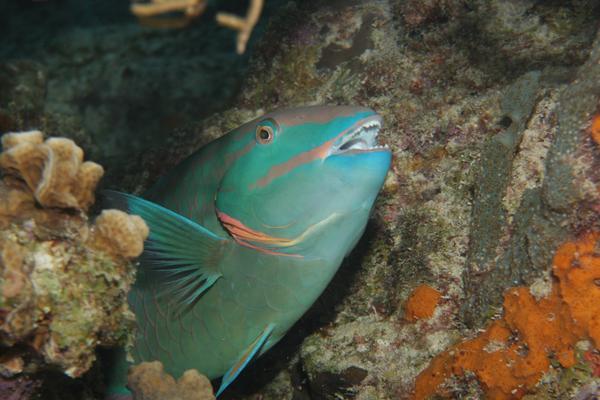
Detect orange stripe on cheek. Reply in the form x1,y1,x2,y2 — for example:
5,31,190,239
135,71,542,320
218,211,290,244
217,210,303,258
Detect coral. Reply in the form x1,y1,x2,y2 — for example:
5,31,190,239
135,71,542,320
127,361,215,400
0,131,104,211
130,0,207,28
90,210,149,259
130,0,264,53
1,240,28,300
0,131,144,381
215,0,264,54
403,284,442,322
131,0,206,18
413,232,600,399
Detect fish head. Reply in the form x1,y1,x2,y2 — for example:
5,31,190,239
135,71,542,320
216,105,391,260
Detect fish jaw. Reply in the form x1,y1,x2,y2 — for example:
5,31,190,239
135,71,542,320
327,114,390,157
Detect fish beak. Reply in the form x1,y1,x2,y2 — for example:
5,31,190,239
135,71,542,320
328,115,388,156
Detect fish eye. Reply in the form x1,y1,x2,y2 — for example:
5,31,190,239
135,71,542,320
255,120,277,145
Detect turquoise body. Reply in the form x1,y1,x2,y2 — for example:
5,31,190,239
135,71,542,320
106,106,391,397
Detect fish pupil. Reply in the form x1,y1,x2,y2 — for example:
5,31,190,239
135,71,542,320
256,126,273,144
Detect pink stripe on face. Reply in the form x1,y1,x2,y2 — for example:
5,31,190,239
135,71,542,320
251,138,335,188
249,115,379,189
250,126,352,189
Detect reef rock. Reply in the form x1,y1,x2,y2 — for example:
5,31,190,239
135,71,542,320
2,0,600,399
158,1,597,399
0,131,147,387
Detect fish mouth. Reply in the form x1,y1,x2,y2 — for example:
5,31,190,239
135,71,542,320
328,115,388,156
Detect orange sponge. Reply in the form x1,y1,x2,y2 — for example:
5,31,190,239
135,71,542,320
591,114,600,145
404,284,442,322
413,232,600,399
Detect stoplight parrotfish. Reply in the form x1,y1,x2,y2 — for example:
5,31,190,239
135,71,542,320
105,105,391,398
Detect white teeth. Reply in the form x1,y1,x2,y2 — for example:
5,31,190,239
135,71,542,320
331,119,385,154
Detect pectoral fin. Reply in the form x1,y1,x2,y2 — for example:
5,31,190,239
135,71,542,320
103,191,225,315
216,324,275,397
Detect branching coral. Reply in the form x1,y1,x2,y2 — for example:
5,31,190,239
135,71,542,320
130,0,264,53
131,0,206,18
215,0,264,54
0,131,148,379
128,361,215,400
131,0,207,29
413,232,600,399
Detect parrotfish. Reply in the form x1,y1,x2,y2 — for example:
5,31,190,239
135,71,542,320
105,105,391,398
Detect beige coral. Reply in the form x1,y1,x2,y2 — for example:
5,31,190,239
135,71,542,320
128,361,215,400
0,130,104,211
131,0,207,18
91,209,149,259
130,0,264,53
0,183,35,225
0,240,28,299
215,0,264,54
0,130,145,379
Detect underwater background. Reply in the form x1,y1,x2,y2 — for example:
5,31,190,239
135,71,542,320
1,0,600,399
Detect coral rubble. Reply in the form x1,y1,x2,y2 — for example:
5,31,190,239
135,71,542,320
127,361,215,400
0,131,147,383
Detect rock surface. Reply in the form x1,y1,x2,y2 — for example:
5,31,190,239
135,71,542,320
203,1,599,399
2,0,600,399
